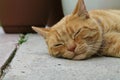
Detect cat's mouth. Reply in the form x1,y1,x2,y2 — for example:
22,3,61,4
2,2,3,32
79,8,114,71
73,51,88,60
54,50,88,60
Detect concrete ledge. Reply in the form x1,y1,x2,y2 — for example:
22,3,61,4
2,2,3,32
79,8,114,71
3,34,120,80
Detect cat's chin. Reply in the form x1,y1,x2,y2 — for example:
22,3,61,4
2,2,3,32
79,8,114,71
61,51,90,60
73,53,91,60
72,50,92,60
62,51,75,59
62,50,88,60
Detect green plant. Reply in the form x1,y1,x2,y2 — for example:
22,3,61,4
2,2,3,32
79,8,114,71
18,34,28,45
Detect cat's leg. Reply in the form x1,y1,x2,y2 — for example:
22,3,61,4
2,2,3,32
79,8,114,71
100,32,120,57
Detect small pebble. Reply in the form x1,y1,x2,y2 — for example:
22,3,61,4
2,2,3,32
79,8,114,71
58,64,61,66
21,71,25,73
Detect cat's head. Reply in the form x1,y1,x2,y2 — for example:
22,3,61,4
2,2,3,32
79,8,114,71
32,0,103,60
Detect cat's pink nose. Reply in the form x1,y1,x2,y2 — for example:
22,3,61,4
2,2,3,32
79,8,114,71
67,44,76,52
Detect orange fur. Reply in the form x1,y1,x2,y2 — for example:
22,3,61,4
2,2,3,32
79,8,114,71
32,0,120,60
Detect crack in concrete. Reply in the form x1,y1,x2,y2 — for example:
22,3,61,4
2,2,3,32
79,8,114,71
0,34,28,80
0,48,18,80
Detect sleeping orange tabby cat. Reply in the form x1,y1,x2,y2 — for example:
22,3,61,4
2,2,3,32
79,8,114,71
32,0,120,60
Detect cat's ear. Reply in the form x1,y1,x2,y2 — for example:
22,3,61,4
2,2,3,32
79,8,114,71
73,0,89,19
32,26,50,38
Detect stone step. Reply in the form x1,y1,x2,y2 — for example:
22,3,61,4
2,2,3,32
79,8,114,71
0,27,19,77
3,34,120,80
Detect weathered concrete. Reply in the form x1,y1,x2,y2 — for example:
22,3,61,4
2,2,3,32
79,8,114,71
3,34,120,80
0,27,19,76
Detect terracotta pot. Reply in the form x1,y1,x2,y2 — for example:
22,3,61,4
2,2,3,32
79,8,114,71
0,0,64,33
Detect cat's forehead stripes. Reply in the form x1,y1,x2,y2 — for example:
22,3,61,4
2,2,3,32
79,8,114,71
66,26,75,35
53,26,73,41
54,30,62,41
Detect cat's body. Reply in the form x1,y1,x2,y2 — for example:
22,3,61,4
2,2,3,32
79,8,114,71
32,0,120,60
90,10,120,33
90,10,120,57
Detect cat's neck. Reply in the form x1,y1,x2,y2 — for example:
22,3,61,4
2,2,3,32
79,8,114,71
90,10,120,34
91,15,109,34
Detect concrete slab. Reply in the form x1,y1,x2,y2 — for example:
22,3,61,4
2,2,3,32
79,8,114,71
3,34,120,80
0,27,4,34
0,27,19,76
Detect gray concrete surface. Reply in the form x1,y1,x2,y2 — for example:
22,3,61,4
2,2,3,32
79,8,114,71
3,34,120,80
0,27,19,76
0,27,4,34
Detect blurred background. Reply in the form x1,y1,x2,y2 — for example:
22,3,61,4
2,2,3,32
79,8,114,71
0,0,120,33
62,0,120,15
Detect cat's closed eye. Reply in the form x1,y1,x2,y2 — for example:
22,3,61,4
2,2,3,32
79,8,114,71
74,28,81,38
54,43,64,47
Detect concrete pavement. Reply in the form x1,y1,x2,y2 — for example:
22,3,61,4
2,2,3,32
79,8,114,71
0,27,19,78
2,34,120,80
